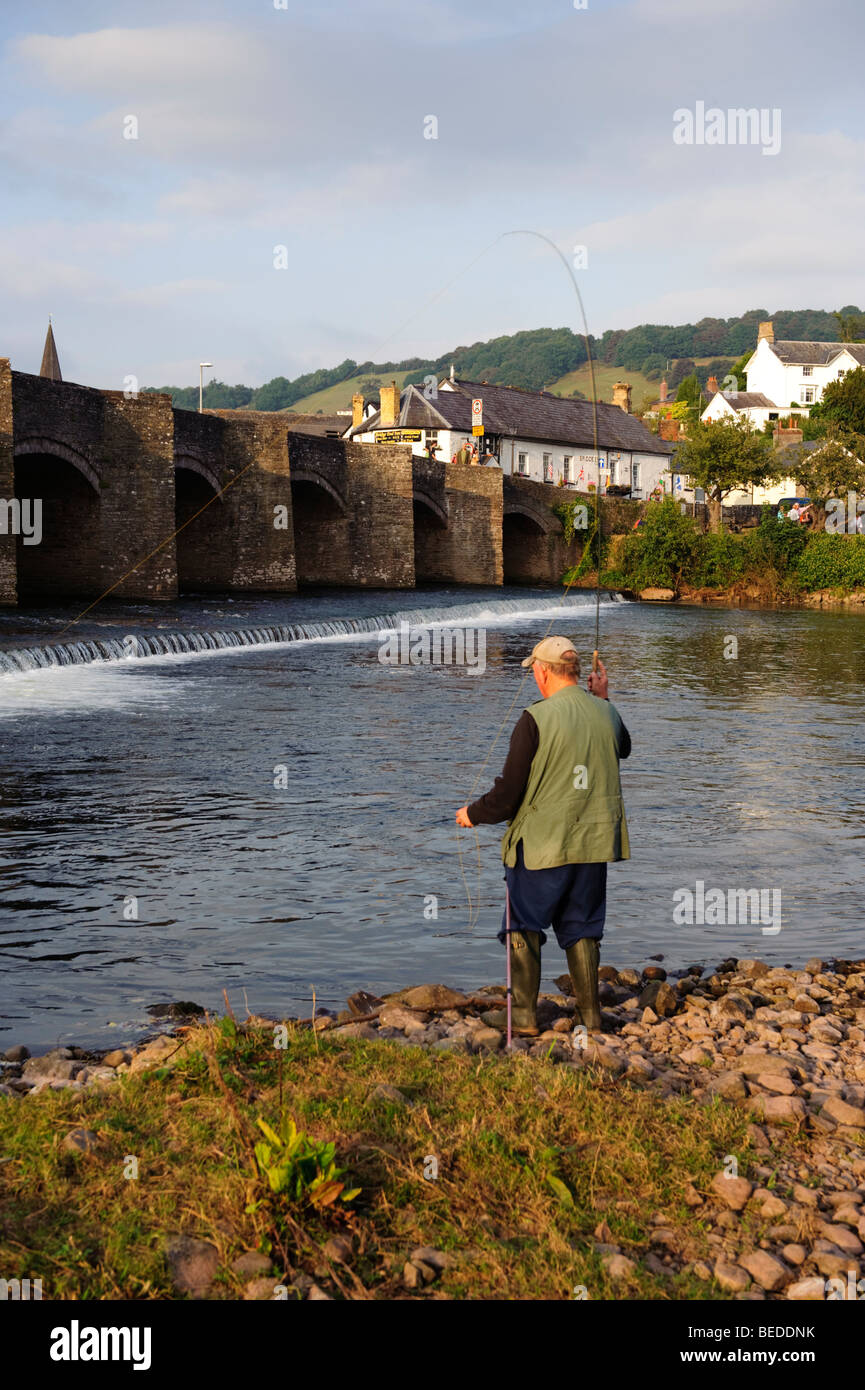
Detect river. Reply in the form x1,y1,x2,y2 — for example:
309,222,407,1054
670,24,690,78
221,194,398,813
1,586,864,1050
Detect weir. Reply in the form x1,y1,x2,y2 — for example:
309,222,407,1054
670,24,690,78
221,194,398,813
0,593,626,675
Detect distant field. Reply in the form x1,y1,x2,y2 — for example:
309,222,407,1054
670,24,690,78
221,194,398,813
287,357,736,414
285,369,416,416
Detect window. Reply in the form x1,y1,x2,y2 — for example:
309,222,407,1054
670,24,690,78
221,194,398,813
517,452,528,476
563,455,572,483
800,388,815,404
631,461,641,494
543,452,553,483
802,365,813,377
425,430,438,446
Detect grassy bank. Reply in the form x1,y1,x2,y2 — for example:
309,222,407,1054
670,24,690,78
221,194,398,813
0,1018,754,1301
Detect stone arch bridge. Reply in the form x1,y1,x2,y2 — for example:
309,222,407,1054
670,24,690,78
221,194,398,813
0,362,589,604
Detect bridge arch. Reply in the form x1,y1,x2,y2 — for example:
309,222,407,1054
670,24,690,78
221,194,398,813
14,436,100,493
12,437,102,597
412,491,451,582
289,471,351,586
174,451,224,501
502,503,562,584
174,454,233,591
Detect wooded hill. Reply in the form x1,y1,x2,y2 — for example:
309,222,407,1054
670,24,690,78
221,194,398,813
145,306,863,413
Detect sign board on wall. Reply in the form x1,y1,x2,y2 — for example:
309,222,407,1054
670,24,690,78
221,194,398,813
472,398,483,436
374,429,422,443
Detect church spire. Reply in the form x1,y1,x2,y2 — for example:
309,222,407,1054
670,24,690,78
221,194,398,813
40,319,62,382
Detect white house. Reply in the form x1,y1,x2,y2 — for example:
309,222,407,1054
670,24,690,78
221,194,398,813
347,376,674,501
746,322,865,410
702,319,865,432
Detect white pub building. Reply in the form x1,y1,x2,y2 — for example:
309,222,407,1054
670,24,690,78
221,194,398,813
347,374,674,500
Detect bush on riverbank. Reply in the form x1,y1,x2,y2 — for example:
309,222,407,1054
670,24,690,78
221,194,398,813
796,533,865,590
0,1019,750,1300
595,500,863,597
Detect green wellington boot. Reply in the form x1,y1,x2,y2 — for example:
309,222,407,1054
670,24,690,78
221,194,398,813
565,937,602,1032
481,930,541,1035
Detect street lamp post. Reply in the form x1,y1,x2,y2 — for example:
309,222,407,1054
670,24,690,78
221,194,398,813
199,362,213,413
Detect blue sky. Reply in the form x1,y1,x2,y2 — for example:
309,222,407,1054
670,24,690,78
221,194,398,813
1,0,863,390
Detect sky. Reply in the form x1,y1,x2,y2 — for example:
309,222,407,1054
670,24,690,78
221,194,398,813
1,0,864,390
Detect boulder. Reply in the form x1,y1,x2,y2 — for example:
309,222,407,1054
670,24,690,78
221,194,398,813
639,587,675,601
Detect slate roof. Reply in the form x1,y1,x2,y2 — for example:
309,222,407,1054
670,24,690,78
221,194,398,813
283,412,350,438
718,391,777,409
769,341,865,368
349,378,671,455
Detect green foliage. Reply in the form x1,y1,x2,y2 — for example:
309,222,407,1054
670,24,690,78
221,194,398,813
614,498,698,591
745,507,810,572
556,495,606,582
833,309,865,343
690,531,746,588
675,373,703,406
674,419,777,517
726,350,753,391
796,534,865,590
789,433,865,520
249,1115,360,1211
144,307,865,413
819,367,865,434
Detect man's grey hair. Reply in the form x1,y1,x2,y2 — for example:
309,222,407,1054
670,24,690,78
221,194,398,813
537,653,580,679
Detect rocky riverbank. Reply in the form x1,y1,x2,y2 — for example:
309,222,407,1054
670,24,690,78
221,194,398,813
3,955,865,1300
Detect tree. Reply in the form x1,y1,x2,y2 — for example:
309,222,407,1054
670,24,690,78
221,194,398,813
726,350,753,391
668,357,696,392
786,432,865,532
675,373,702,407
359,376,382,396
819,365,865,434
672,418,778,531
833,310,865,343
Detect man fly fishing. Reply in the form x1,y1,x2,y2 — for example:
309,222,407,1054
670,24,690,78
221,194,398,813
455,636,630,1037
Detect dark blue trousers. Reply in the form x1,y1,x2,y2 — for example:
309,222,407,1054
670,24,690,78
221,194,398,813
498,842,607,950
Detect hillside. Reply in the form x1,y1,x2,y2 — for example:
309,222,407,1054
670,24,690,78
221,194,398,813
144,306,862,413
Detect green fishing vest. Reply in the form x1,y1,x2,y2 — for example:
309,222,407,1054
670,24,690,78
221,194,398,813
501,684,630,869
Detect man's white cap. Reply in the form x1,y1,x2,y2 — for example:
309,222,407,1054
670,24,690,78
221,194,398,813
520,635,578,668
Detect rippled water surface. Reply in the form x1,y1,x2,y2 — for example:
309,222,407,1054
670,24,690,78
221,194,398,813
1,586,864,1050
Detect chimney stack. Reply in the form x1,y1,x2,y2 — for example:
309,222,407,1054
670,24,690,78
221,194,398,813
351,392,364,430
707,375,718,395
758,320,775,345
379,380,400,428
612,382,632,414
659,378,668,403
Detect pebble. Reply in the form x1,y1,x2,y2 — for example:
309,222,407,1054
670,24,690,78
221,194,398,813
62,1128,99,1154
165,1235,219,1298
714,1260,751,1293
710,1173,752,1211
739,1250,790,1292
